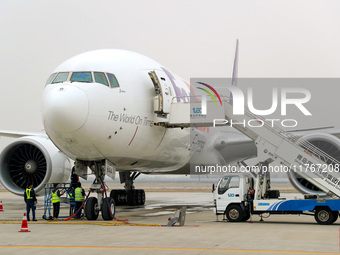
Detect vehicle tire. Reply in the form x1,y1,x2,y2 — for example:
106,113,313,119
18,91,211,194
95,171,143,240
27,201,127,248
331,211,339,223
85,197,99,220
314,207,334,225
242,211,250,221
101,197,115,220
226,205,244,222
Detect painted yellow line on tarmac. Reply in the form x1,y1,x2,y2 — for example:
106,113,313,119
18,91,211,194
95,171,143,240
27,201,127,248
0,220,161,227
0,245,337,254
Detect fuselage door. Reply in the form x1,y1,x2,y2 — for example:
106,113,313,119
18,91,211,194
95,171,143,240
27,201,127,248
149,70,172,118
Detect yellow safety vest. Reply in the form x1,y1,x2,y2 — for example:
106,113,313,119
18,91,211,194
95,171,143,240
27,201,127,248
26,188,33,199
51,191,60,203
69,189,74,199
75,187,84,201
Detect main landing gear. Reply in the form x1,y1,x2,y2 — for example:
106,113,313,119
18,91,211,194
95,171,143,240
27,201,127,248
110,171,146,206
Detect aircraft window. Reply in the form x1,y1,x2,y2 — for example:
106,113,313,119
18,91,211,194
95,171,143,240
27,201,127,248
52,72,69,83
94,72,109,87
46,73,57,85
70,72,93,83
107,73,119,88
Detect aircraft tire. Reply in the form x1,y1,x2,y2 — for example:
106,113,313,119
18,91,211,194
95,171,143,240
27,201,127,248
85,197,99,220
127,190,135,206
101,197,115,220
126,190,146,206
140,189,145,205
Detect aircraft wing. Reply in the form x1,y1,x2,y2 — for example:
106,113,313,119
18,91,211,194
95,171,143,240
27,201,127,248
0,130,47,138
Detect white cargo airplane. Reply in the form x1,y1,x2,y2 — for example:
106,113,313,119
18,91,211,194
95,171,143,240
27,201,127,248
1,42,340,220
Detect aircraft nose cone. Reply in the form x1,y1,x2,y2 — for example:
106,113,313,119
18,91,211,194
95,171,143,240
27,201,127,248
43,86,89,132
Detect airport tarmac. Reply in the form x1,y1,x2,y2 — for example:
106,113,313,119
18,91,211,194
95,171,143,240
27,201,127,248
0,186,339,255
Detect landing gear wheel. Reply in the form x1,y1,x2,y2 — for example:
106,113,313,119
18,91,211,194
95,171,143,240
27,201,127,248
110,190,127,205
314,207,334,225
136,190,142,205
101,197,115,220
226,205,244,222
85,197,99,220
140,189,145,205
110,190,119,204
126,190,146,206
127,190,136,206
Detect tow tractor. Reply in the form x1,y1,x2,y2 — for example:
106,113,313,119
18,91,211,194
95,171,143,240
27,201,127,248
213,171,340,225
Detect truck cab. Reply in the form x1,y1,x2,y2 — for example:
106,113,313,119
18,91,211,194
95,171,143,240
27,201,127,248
213,173,254,222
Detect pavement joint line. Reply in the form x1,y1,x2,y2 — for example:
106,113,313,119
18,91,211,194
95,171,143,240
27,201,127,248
0,245,338,254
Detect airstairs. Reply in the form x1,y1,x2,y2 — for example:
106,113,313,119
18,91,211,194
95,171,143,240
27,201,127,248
155,96,340,198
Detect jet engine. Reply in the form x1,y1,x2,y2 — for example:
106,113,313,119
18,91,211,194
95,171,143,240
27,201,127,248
288,133,340,195
0,136,71,195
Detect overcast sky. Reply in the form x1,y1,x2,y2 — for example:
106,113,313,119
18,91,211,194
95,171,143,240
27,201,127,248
0,0,339,148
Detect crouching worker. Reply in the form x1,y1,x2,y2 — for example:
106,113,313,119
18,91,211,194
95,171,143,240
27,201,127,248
75,183,85,219
52,183,65,220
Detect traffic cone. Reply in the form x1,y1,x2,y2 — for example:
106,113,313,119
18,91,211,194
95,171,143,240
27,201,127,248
0,201,3,212
18,213,30,232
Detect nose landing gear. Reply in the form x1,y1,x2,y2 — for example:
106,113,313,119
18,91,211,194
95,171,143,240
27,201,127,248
81,161,116,221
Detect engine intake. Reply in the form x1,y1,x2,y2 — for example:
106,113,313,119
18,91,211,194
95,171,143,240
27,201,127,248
288,133,340,195
0,136,71,195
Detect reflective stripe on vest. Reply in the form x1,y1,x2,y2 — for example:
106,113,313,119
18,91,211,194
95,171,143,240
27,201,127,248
51,191,60,203
75,187,84,201
26,188,32,199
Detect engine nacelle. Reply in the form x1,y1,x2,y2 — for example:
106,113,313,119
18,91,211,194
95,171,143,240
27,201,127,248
288,133,340,196
0,136,71,195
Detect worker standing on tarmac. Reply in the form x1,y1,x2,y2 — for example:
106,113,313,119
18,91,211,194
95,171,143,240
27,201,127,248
75,182,85,219
24,183,37,221
52,183,65,220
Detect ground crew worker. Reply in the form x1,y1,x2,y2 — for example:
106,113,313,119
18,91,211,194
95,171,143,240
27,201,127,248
68,186,75,216
74,182,85,219
71,164,79,190
51,183,65,220
24,183,37,221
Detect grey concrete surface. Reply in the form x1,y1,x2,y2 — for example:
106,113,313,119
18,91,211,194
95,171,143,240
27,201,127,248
0,190,339,255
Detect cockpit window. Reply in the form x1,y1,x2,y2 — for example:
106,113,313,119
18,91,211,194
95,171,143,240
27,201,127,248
94,72,109,87
70,72,93,83
107,73,119,88
52,72,69,83
49,71,118,88
46,73,57,85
